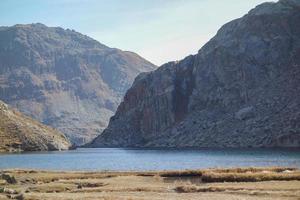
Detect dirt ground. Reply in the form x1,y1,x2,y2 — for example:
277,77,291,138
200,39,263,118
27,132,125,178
0,167,300,200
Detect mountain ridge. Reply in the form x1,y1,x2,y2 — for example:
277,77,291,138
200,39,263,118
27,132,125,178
89,0,300,148
0,23,156,145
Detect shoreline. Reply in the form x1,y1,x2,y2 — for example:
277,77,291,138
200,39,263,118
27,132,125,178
0,165,299,173
1,167,300,200
2,146,300,153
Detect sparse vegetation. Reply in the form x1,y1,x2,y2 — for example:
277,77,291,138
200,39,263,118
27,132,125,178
175,185,226,193
201,167,300,183
0,174,17,184
76,182,107,188
207,167,298,174
159,170,202,177
0,167,299,199
201,171,300,182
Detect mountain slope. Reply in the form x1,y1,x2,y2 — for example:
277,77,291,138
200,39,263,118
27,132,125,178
89,0,300,148
0,100,71,152
0,23,156,145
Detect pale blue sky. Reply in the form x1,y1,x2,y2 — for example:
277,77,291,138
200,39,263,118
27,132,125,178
0,0,274,65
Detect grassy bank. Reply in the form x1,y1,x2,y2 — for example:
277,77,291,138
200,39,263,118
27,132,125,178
0,167,300,200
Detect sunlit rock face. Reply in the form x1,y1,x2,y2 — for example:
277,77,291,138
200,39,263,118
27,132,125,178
89,0,300,148
0,100,71,152
0,23,156,145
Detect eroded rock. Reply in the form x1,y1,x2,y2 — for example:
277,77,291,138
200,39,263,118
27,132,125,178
89,0,300,148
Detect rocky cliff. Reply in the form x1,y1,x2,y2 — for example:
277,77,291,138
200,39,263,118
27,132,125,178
0,100,71,152
89,0,300,148
0,23,156,145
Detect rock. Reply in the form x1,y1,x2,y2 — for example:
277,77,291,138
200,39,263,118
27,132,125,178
14,194,24,200
283,170,293,173
89,0,300,148
0,23,156,145
1,174,16,184
3,188,18,194
235,107,255,120
6,194,23,200
272,133,300,147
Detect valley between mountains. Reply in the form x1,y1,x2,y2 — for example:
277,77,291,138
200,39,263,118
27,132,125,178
89,0,300,148
0,0,299,150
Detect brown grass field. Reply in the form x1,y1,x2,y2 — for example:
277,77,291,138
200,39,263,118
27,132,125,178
0,167,300,200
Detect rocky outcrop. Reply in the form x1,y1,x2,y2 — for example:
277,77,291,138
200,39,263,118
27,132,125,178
0,23,156,145
0,100,71,152
89,0,300,148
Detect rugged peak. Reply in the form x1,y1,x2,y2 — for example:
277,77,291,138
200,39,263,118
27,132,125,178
248,0,300,16
0,24,156,145
89,0,300,148
14,23,47,28
280,0,300,6
1,23,108,51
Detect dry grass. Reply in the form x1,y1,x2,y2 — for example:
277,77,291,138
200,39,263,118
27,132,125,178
157,167,300,182
201,167,300,183
159,170,202,177
175,185,226,193
207,167,298,174
76,182,108,188
202,172,300,182
7,170,118,183
1,167,300,200
27,183,76,193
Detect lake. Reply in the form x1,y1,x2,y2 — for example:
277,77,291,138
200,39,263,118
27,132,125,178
0,148,300,171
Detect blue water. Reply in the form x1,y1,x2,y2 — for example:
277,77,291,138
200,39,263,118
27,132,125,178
0,148,300,171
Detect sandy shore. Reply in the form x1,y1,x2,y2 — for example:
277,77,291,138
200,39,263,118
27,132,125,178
1,167,300,200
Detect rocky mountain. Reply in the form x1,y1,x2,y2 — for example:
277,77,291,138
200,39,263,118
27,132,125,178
0,23,156,145
0,100,71,152
89,0,300,148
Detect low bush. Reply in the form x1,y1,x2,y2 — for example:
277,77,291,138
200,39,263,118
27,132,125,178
201,171,300,182
159,170,202,177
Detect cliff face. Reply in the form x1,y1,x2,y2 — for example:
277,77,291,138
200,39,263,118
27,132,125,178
0,23,156,145
89,0,300,148
0,100,71,152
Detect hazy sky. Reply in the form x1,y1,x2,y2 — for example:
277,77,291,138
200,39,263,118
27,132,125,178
0,0,273,65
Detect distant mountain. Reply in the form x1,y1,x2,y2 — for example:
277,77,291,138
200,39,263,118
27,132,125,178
0,23,156,145
89,0,300,148
0,100,71,152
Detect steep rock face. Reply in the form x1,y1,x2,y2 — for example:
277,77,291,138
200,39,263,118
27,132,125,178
0,23,156,145
0,100,71,152
89,0,300,148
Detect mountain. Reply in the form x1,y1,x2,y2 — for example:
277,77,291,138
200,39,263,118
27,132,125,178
0,100,71,152
89,0,300,148
0,23,156,145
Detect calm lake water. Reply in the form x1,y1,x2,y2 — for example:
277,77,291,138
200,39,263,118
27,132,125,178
0,148,300,171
